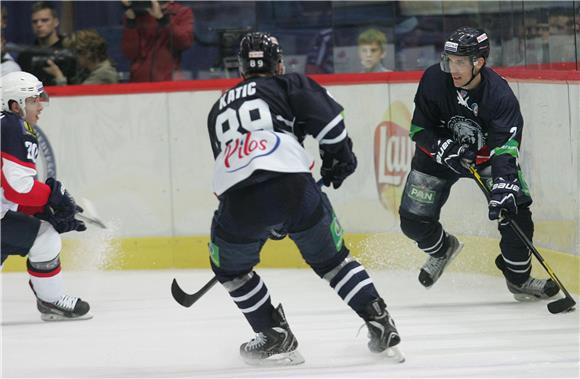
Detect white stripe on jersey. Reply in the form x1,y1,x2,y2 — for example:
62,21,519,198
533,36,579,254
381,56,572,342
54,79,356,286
1,157,38,218
315,113,343,142
320,129,347,145
2,157,36,193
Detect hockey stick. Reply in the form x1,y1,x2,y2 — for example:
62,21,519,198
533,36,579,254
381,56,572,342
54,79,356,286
171,277,218,308
468,166,576,314
171,178,327,308
77,198,107,229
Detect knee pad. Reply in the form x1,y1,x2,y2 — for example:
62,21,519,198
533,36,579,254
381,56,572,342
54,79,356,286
399,169,452,221
28,221,61,263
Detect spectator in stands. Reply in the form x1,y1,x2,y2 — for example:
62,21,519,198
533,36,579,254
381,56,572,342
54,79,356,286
1,6,22,75
358,28,391,72
17,1,76,86
121,0,194,82
49,29,119,85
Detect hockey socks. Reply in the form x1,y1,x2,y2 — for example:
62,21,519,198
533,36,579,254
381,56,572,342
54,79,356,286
224,272,276,332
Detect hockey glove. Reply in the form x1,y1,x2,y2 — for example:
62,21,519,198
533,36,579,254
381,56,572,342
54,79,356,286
434,139,475,175
46,178,79,219
320,137,357,189
37,206,87,234
488,176,520,220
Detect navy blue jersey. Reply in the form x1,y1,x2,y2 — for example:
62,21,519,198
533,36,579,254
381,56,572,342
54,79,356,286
1,111,50,215
410,64,524,178
207,73,346,160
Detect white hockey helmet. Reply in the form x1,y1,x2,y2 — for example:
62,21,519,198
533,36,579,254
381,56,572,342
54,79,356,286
1,71,49,117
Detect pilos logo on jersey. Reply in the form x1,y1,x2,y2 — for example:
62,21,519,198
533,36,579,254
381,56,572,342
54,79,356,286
223,131,279,172
373,101,415,215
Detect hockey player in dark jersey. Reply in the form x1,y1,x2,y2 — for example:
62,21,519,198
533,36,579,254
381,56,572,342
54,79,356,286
1,71,91,321
207,32,403,366
399,26,559,301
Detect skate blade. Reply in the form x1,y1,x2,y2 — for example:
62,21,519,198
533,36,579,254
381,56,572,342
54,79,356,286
41,312,94,322
385,346,405,363
243,350,305,367
512,293,542,302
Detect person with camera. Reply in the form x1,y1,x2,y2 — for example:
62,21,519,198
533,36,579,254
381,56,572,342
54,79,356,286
121,0,194,82
1,71,91,321
48,29,119,85
16,2,75,86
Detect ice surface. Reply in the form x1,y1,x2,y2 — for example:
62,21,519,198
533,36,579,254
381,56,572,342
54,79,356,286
2,269,578,378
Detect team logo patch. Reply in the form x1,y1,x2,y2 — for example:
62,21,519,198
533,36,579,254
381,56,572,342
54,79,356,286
445,41,458,52
476,33,488,43
408,185,436,204
330,214,344,251
209,242,220,267
448,116,485,149
223,131,280,173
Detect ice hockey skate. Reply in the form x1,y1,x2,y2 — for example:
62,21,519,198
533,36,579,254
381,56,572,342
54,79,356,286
240,304,304,366
36,295,92,321
494,255,560,302
419,233,464,288
362,298,405,363
506,277,560,302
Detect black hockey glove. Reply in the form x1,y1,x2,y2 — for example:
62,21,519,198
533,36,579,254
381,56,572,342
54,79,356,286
320,137,357,189
37,206,87,234
488,176,520,220
46,178,79,219
434,139,475,175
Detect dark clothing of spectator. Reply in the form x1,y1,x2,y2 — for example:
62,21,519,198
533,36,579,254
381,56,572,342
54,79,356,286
121,2,194,82
16,36,74,86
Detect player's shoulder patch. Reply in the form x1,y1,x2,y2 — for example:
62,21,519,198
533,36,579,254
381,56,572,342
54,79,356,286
1,112,37,138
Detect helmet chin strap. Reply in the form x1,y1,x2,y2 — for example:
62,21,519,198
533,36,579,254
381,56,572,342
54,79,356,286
460,59,484,89
460,68,478,88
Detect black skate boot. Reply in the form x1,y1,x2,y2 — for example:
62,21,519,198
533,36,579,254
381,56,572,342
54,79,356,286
240,304,304,366
361,298,404,362
30,281,92,321
419,233,464,288
36,295,92,321
494,255,560,301
506,277,560,302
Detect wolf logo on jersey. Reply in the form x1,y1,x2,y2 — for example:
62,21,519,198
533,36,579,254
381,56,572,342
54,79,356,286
448,116,485,149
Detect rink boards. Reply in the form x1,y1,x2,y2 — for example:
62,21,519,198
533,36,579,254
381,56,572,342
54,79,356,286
3,72,579,293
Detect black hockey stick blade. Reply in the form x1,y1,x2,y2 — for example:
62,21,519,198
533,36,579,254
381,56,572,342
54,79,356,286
547,296,576,314
171,277,218,308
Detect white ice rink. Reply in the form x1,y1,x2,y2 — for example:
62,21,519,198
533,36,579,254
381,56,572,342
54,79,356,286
2,269,579,378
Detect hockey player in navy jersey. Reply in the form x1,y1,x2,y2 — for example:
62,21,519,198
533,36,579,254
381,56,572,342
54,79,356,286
399,27,559,301
1,71,91,321
207,32,403,366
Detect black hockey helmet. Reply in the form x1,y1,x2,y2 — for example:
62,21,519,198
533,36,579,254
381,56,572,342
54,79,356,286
238,32,283,77
441,26,490,73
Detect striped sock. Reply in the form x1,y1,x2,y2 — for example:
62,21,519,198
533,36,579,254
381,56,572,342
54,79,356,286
325,259,379,314
225,272,275,332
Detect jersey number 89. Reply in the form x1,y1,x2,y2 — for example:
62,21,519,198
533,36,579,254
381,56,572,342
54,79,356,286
215,99,273,151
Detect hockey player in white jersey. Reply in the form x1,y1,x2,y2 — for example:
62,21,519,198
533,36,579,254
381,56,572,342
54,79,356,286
1,71,91,321
206,32,403,366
